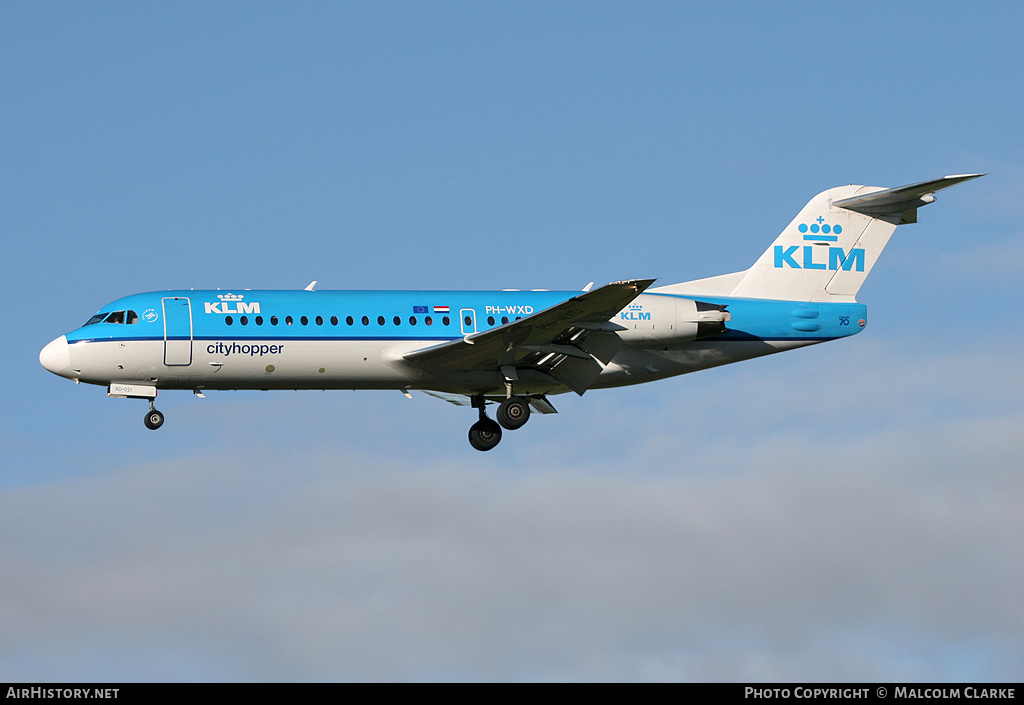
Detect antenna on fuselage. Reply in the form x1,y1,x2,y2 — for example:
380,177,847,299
304,281,317,291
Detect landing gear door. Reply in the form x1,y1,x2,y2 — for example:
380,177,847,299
162,297,193,366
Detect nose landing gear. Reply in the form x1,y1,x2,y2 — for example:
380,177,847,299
143,399,164,430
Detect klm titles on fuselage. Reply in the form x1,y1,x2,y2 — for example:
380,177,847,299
203,294,261,315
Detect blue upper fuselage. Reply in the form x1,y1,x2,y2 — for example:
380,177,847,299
62,289,867,345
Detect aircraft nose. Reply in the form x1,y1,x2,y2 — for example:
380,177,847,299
39,335,74,378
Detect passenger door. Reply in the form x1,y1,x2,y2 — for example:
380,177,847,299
162,297,193,366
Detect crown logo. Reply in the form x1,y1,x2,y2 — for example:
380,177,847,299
798,217,842,235
218,293,245,301
628,304,643,311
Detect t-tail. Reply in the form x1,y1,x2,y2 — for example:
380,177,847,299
659,174,983,303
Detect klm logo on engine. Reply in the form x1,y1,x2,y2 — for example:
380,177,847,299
621,303,651,321
204,293,261,314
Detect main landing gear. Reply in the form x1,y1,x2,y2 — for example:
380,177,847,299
143,399,164,430
468,395,532,451
496,396,530,430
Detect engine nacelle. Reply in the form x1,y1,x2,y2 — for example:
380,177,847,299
615,296,730,344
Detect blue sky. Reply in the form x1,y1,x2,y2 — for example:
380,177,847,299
2,1,1022,681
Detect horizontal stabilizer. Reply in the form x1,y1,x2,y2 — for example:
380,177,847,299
721,173,983,302
833,174,983,218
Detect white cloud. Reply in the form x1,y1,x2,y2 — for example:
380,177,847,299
2,369,1022,681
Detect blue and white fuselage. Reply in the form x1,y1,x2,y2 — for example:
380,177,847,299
39,175,981,450
41,288,865,392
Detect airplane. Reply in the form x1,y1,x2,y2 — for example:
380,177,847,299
40,174,982,450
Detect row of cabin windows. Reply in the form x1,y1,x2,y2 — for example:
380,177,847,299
223,314,515,327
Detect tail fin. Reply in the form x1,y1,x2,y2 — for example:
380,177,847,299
728,174,983,302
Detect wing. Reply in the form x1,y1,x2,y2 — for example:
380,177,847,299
404,279,655,394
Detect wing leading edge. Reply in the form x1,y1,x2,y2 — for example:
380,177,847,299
404,278,655,394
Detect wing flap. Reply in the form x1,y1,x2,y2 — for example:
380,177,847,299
420,390,560,414
545,355,603,395
418,390,474,406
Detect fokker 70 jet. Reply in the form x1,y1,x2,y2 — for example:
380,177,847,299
40,174,981,450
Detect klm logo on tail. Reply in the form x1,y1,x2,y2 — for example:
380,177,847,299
775,220,864,270
774,245,865,271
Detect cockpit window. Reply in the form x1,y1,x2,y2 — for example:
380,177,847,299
83,310,136,326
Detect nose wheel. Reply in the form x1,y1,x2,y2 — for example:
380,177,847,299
143,400,164,430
